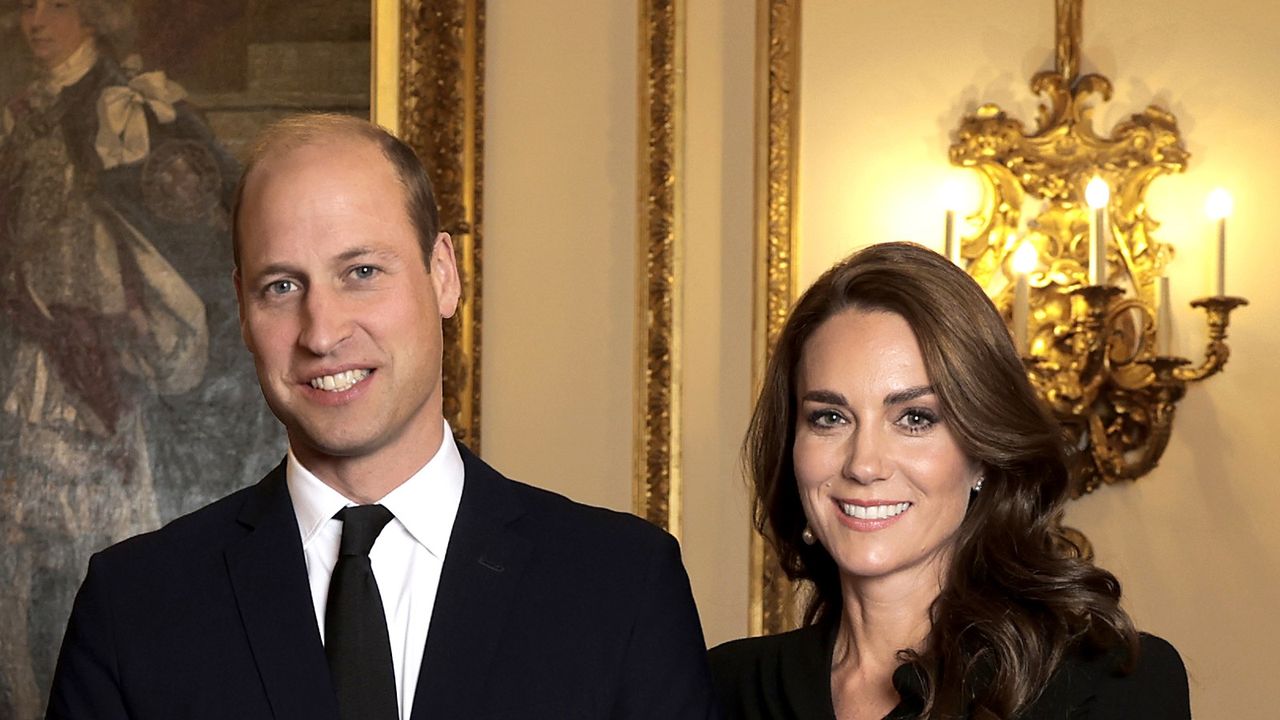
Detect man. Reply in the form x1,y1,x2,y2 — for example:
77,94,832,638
47,114,718,719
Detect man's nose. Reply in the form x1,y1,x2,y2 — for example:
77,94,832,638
297,288,353,356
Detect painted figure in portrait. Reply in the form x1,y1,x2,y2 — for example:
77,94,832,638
0,0,369,716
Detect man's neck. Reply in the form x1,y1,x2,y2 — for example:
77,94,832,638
289,423,447,504
41,38,98,92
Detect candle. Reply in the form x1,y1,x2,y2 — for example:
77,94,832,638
1085,175,1110,286
1156,276,1173,356
944,210,959,266
1011,241,1038,355
1206,189,1232,296
941,173,977,268
1014,274,1029,355
1216,218,1226,296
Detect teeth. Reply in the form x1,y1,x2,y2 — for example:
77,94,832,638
309,369,370,392
838,501,911,520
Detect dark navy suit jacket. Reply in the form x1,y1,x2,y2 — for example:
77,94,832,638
48,446,718,719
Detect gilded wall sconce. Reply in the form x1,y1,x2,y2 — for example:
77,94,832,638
947,0,1247,496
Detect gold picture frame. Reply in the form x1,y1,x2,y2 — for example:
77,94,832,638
634,0,685,539
376,0,485,451
749,0,801,637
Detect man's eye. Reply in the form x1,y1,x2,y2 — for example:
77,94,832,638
265,279,296,295
351,265,378,280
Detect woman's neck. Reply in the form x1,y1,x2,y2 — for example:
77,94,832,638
829,566,946,719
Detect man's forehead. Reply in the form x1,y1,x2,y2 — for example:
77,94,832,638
248,134,386,183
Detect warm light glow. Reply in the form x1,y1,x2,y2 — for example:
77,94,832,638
1205,188,1233,219
1085,175,1110,209
1012,241,1038,275
940,172,982,212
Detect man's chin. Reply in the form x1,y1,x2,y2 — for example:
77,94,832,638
285,426,382,464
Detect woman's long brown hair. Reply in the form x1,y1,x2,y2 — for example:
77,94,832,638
745,242,1137,718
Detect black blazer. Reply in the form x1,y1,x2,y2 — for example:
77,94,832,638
48,447,717,719
709,621,1190,720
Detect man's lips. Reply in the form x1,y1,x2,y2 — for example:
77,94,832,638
305,368,372,393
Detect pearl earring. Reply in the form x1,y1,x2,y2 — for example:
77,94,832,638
801,526,816,545
972,475,985,493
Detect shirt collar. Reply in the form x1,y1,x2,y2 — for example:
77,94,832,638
42,38,98,93
286,422,466,559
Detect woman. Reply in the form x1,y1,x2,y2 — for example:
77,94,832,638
710,242,1189,719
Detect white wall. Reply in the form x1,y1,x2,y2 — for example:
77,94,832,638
799,1,1280,716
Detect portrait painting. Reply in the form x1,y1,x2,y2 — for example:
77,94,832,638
0,0,370,715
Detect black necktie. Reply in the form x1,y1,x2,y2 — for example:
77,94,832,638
325,504,399,720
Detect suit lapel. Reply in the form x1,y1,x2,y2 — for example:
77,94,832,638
225,463,340,720
411,447,532,720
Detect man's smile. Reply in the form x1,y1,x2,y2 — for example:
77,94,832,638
308,368,372,392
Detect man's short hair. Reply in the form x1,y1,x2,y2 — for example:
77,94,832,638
230,113,441,271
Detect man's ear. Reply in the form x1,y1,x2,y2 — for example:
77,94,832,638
232,268,254,353
430,231,461,319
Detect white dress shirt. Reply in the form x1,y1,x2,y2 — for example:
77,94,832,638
287,424,465,719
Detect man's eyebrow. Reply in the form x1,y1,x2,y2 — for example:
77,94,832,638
884,385,934,406
250,262,302,281
335,246,399,263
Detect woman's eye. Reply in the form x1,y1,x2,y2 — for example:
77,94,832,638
897,408,939,434
807,409,846,429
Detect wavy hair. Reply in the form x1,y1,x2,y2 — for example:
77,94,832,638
76,0,136,57
745,241,1137,718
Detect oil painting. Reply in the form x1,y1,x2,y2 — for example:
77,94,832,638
0,0,370,715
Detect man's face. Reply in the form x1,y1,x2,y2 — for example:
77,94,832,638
234,138,460,480
20,0,94,69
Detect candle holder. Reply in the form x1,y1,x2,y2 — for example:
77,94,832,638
1024,288,1246,496
949,0,1249,495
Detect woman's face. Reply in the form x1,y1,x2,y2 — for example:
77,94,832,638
20,0,94,69
793,308,979,590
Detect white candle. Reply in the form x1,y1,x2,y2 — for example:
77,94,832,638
1085,176,1110,286
1156,276,1173,356
1206,189,1233,296
1014,273,1029,355
941,173,978,268
944,210,959,266
1216,217,1227,296
1011,241,1038,355
1093,207,1109,285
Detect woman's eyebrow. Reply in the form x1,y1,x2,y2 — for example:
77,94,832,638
884,385,934,406
800,389,847,406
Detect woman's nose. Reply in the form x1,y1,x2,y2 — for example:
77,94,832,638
842,428,887,484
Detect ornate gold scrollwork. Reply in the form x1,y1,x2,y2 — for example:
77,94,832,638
949,0,1246,496
635,0,684,538
398,0,485,451
750,0,801,637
